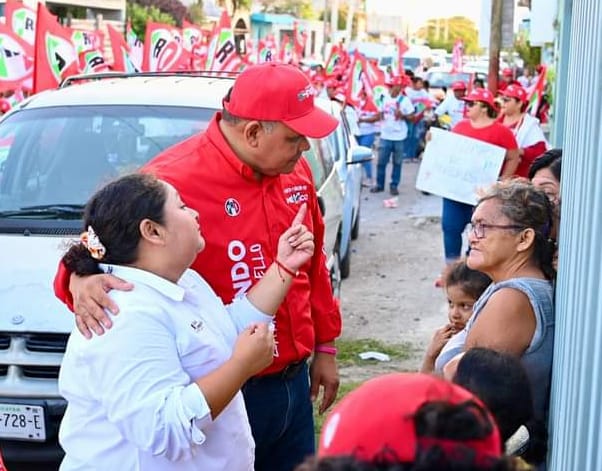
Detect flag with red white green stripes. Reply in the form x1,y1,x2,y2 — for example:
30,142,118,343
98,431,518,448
527,65,547,117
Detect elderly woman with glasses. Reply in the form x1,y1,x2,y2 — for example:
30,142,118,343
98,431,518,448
499,84,549,178
436,180,556,425
437,88,520,287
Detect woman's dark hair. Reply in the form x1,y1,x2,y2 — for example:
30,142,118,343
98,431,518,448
477,179,556,280
445,261,491,300
453,348,547,464
483,103,498,119
62,173,167,276
528,148,562,181
296,401,518,471
473,78,485,89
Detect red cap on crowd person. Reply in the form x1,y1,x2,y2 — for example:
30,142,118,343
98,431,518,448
451,80,467,91
0,99,11,114
502,67,514,77
501,84,528,102
223,62,338,138
386,75,404,87
318,373,502,465
462,88,498,109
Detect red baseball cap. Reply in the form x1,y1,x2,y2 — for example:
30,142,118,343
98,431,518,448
386,75,404,87
462,88,497,108
501,84,528,102
318,373,502,465
502,67,513,77
223,63,338,138
451,80,467,91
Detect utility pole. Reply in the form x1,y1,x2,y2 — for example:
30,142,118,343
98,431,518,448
331,0,339,44
345,0,357,43
488,0,503,93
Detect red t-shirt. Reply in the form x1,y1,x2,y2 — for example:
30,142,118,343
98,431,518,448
55,114,341,375
452,119,518,175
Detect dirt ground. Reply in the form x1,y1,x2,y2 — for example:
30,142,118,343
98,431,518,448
337,159,449,383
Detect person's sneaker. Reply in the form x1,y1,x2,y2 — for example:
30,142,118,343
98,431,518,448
370,186,384,193
390,187,399,196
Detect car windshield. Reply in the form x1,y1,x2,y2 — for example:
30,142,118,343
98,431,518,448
403,57,421,70
0,105,214,216
426,71,472,89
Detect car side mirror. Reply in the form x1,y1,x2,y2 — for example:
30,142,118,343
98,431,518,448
348,145,373,165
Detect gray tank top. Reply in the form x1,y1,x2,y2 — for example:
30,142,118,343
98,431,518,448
435,277,554,420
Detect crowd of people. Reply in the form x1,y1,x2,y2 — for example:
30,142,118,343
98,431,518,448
46,58,561,471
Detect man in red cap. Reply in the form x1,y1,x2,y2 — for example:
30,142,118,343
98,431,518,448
498,67,520,92
434,80,467,128
53,63,342,471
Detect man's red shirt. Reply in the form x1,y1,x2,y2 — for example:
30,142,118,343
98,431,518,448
55,114,342,374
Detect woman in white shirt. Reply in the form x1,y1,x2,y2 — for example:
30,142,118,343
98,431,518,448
58,173,314,471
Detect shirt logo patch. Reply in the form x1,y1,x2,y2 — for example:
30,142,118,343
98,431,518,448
190,320,204,332
224,198,241,217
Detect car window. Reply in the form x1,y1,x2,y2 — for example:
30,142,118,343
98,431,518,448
0,105,214,212
303,141,325,189
426,72,472,88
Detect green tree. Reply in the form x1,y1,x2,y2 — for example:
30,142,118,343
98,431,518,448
261,0,316,19
187,1,205,24
127,2,176,39
216,0,253,16
416,16,481,55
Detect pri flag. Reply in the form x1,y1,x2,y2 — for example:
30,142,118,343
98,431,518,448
205,10,242,74
362,57,387,112
33,3,79,93
526,65,547,118
126,22,144,71
345,50,365,107
279,35,294,64
0,22,34,92
71,29,103,55
107,24,139,73
451,39,464,73
78,49,109,74
293,21,307,61
5,0,36,54
394,37,409,76
142,22,188,72
257,34,278,63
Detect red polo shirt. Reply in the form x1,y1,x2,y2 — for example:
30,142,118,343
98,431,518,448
55,114,341,375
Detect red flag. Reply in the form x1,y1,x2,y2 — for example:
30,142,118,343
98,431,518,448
362,58,387,112
107,24,139,73
293,21,307,61
278,35,294,64
78,49,109,74
33,3,79,93
395,37,409,76
126,21,143,71
0,21,34,92
205,10,243,74
257,34,278,63
451,39,464,73
142,22,188,72
5,0,36,56
345,50,366,107
527,65,547,119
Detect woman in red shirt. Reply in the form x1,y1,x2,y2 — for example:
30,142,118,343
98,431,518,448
437,88,519,287
498,84,548,178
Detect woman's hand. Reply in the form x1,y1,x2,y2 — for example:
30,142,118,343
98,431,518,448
276,203,314,272
231,323,275,377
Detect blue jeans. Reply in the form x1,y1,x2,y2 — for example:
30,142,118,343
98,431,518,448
404,120,426,159
441,197,474,263
376,138,405,190
356,133,376,179
242,362,314,471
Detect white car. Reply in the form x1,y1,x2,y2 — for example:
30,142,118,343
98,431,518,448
0,72,369,465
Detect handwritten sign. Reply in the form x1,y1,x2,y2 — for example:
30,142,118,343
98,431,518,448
416,128,505,205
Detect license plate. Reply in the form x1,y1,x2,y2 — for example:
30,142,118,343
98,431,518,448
0,404,46,441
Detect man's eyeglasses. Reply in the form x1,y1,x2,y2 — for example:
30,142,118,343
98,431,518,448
470,222,525,239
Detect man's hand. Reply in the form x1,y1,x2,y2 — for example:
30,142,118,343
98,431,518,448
309,352,339,415
70,273,133,338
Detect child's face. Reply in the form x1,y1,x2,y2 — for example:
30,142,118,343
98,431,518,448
446,284,476,332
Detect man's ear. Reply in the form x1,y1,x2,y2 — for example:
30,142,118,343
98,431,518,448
243,120,263,148
139,219,165,247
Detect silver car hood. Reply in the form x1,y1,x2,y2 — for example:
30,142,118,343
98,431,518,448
0,234,76,333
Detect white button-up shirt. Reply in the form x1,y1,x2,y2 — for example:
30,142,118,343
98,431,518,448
435,94,466,127
59,265,273,471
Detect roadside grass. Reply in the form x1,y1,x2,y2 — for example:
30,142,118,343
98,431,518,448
313,338,415,441
335,337,414,367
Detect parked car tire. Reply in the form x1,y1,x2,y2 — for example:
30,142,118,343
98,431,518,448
351,206,360,240
330,246,342,298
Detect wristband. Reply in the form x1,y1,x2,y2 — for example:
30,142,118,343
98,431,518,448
315,345,337,356
275,259,298,278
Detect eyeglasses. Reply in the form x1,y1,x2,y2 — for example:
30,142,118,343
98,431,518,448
470,222,525,239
